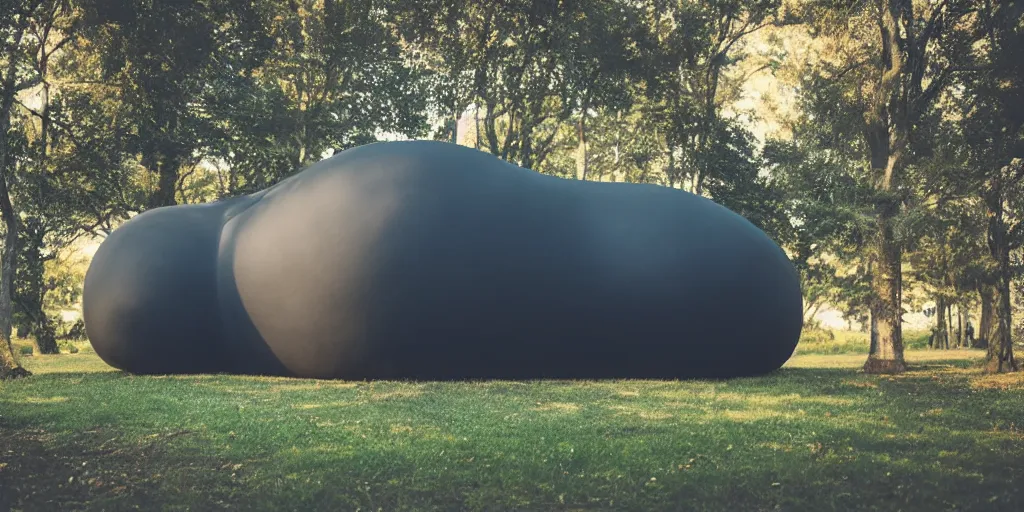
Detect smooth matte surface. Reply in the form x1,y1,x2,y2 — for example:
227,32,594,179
83,141,803,379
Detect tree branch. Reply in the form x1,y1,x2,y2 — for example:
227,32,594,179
14,98,85,148
917,0,952,56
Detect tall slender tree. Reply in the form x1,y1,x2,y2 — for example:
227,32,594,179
0,0,77,378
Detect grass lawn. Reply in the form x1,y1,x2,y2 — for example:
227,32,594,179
2,349,1023,511
794,329,935,355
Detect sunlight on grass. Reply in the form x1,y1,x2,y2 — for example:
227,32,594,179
278,382,360,391
291,401,357,410
20,352,116,374
783,348,983,369
841,378,879,389
532,402,582,413
2,348,1022,511
367,388,424,401
719,409,795,421
10,395,69,404
970,372,1024,390
606,404,674,420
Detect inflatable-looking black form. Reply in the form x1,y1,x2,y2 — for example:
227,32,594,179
83,141,803,380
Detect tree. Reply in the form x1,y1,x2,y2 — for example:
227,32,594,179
7,0,144,357
396,0,656,174
764,118,876,336
905,128,991,351
920,0,1024,370
77,0,269,208
961,0,1024,371
641,0,783,194
209,0,429,196
554,0,649,181
0,0,78,378
795,0,983,373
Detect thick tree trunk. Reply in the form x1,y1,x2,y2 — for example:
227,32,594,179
987,276,1017,372
0,43,30,378
862,0,909,374
147,153,181,209
984,192,1018,372
978,285,995,349
0,176,22,377
864,206,907,373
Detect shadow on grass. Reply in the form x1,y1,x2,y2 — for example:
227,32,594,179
2,353,1022,511
0,417,242,511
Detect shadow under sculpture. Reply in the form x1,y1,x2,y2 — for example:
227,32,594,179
83,141,803,380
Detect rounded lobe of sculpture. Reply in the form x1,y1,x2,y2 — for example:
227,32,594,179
82,204,227,374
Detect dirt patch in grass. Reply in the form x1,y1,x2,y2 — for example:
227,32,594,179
0,423,241,511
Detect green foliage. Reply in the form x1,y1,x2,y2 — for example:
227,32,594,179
764,134,874,324
904,330,932,351
58,318,86,341
394,0,654,171
208,0,430,196
77,0,273,207
796,327,836,351
56,339,78,354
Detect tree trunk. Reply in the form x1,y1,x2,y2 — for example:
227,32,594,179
961,306,971,348
946,304,954,349
864,202,907,373
0,36,30,378
17,297,59,355
869,308,878,354
978,285,995,349
987,275,1017,372
450,112,458,145
16,224,59,354
935,295,948,350
474,105,482,151
0,171,22,378
576,115,588,181
25,303,58,355
956,305,964,348
147,153,181,209
862,0,909,374
984,191,1018,372
805,302,824,325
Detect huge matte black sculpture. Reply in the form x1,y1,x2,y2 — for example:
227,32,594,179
83,140,802,380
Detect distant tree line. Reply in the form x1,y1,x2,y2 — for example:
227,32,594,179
1,0,1021,378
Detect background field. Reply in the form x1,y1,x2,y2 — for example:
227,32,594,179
2,349,1022,511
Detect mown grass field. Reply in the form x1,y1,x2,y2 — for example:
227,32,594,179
2,348,1023,511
